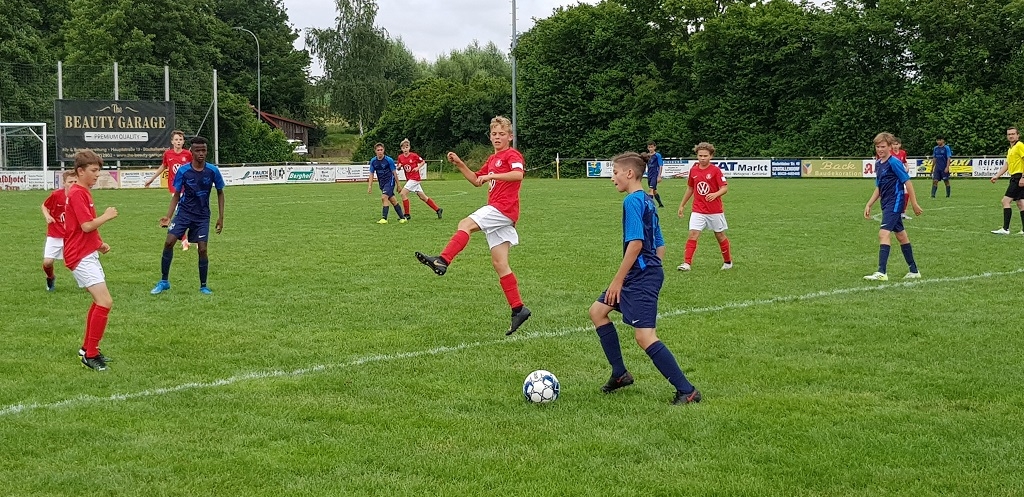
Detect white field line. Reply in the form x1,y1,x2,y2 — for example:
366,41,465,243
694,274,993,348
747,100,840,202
3,268,1022,417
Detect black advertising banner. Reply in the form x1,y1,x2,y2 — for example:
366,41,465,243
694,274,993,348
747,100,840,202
55,100,175,161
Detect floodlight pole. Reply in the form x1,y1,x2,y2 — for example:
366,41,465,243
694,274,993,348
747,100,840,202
233,26,261,116
511,0,518,149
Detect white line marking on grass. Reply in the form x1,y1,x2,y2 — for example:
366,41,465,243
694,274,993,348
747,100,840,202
4,268,1022,417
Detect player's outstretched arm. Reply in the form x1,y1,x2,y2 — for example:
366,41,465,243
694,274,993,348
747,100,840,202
447,152,479,185
145,165,167,187
82,207,118,233
216,189,225,234
160,192,181,226
991,164,1009,183
864,188,880,219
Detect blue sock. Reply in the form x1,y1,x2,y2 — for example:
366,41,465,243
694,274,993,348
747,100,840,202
900,243,917,273
645,341,694,394
945,184,950,197
161,247,173,280
394,203,405,218
199,257,209,287
596,323,627,378
382,206,389,219
878,244,891,274
931,185,937,197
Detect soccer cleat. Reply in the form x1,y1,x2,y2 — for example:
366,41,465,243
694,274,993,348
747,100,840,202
377,218,389,224
677,262,691,271
672,388,702,405
181,239,190,251
721,262,733,270
600,372,635,393
415,252,448,276
46,277,55,292
506,306,532,336
78,348,112,362
436,208,443,219
991,228,1010,235
1018,231,1024,235
904,272,922,279
405,214,412,220
81,355,108,371
199,285,213,295
399,218,408,224
150,280,171,294
863,272,888,281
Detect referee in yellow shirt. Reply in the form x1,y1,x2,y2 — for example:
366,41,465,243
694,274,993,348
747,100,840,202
990,127,1024,234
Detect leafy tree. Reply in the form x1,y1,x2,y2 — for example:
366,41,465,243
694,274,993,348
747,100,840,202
427,41,512,83
217,91,295,163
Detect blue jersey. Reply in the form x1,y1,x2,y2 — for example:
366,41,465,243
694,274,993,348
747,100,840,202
646,152,663,178
875,156,911,213
622,190,664,271
173,163,225,219
933,144,952,168
370,156,397,187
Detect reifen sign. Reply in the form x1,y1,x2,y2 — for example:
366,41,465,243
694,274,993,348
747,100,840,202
55,100,175,161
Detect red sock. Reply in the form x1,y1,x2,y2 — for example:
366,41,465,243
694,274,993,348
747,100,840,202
440,230,471,264
43,264,55,279
499,272,523,309
82,303,96,351
84,303,110,357
684,240,697,264
403,199,411,217
426,198,440,211
719,238,731,263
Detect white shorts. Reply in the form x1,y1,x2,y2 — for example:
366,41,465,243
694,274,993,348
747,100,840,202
43,236,64,260
689,212,729,232
468,205,519,249
71,251,106,288
403,180,423,193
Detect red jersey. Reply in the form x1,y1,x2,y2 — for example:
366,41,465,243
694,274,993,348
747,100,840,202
397,152,423,181
893,149,907,165
163,148,193,193
687,164,728,214
63,184,103,271
43,189,68,238
476,148,525,222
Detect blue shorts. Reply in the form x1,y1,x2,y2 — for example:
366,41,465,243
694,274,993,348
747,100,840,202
596,266,664,329
168,214,210,243
880,209,905,233
932,166,950,181
379,179,395,197
647,174,659,190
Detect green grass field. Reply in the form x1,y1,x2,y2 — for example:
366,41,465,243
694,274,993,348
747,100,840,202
2,178,1023,496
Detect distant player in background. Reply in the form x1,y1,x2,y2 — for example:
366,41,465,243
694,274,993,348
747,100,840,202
396,138,443,220
415,116,531,336
150,136,225,295
863,132,923,281
931,135,952,198
366,143,406,224
145,130,193,250
590,151,701,405
64,150,118,371
675,142,732,271
989,127,1024,235
41,170,77,291
646,141,665,208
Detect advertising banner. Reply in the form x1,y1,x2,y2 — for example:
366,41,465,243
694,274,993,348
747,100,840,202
971,157,1008,178
586,160,612,178
771,159,802,178
313,166,336,183
118,170,155,188
662,159,689,179
801,159,863,178
335,165,371,182
55,100,175,161
285,166,315,183
0,171,47,190
914,158,973,178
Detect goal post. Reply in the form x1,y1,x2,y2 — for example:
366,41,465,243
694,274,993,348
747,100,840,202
0,122,49,189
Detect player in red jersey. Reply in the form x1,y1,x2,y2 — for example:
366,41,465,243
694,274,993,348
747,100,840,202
415,116,531,336
145,130,193,250
65,150,119,371
675,142,732,271
892,137,912,219
396,138,443,220
40,170,78,291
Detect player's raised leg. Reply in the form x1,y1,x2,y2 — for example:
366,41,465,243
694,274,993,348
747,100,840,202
416,217,480,275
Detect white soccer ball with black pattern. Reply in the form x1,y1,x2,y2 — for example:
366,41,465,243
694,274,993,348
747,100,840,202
523,370,560,403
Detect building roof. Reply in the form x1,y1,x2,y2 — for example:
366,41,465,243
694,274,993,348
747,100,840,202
250,105,315,130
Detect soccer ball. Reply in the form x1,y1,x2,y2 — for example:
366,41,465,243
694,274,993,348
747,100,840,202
523,369,560,403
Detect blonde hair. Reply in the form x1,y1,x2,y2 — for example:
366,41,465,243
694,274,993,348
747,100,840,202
73,149,103,170
171,130,185,139
62,169,78,181
611,151,646,178
873,132,896,145
400,138,410,147
693,142,716,155
490,116,512,133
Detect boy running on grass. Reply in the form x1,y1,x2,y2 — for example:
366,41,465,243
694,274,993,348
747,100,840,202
396,138,443,220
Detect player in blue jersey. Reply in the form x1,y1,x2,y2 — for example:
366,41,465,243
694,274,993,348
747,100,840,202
589,151,702,405
931,135,952,198
366,143,406,224
864,132,923,281
150,136,225,295
646,141,665,207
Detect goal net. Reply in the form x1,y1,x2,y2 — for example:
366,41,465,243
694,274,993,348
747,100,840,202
0,122,50,190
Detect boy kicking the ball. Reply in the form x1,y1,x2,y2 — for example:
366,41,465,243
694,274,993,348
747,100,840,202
590,152,701,405
415,116,530,336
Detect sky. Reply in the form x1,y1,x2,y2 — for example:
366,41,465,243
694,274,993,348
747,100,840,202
280,0,597,74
